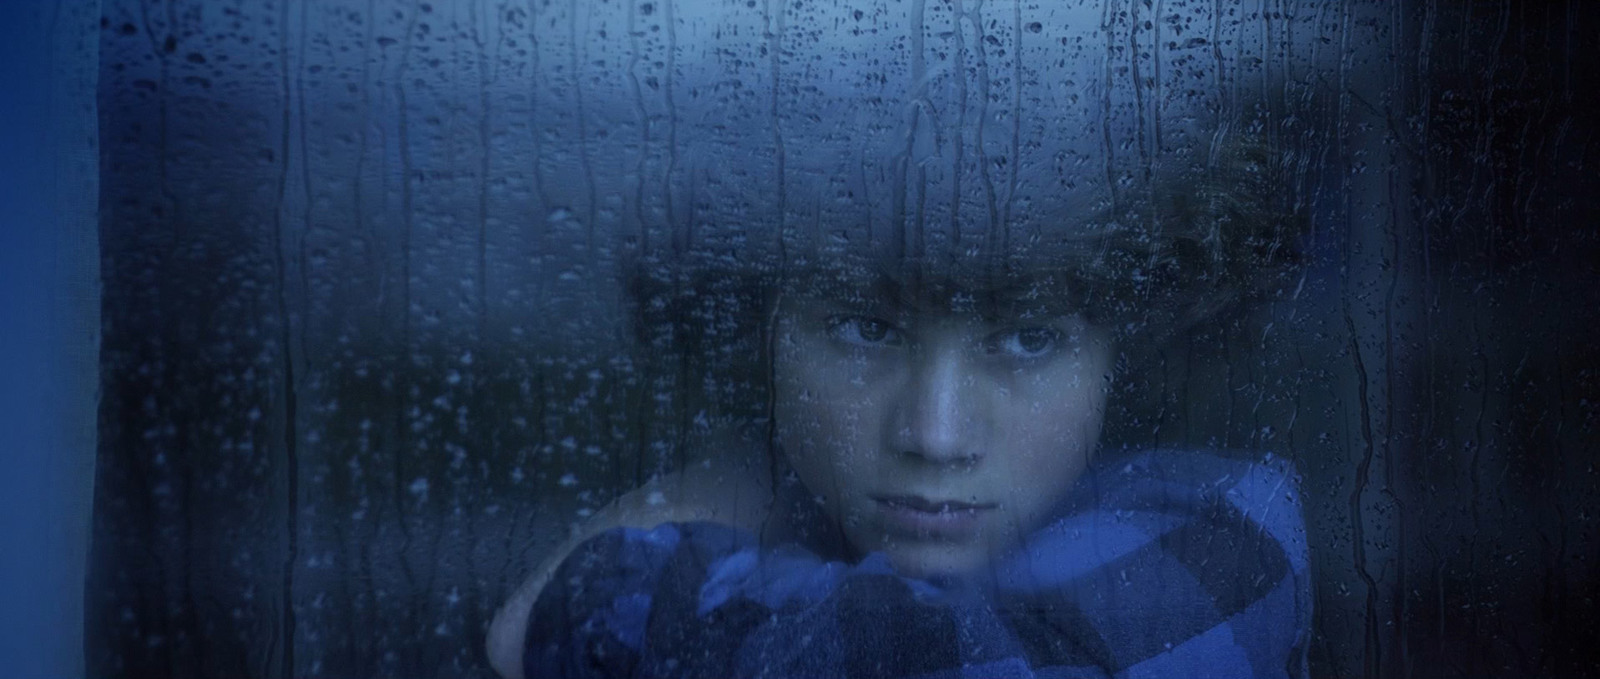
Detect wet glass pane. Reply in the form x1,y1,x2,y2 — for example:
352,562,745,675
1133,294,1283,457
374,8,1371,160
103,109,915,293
86,1,1598,678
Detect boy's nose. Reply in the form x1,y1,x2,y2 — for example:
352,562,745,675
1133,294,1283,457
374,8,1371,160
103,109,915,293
892,346,987,466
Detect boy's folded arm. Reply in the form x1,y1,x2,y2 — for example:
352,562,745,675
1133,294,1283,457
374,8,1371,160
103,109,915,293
494,451,1312,679
485,453,771,679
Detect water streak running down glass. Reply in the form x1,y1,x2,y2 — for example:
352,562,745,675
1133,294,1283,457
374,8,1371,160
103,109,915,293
83,1,1600,678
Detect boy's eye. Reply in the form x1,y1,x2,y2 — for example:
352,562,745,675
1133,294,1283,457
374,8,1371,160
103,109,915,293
987,327,1061,359
826,315,905,348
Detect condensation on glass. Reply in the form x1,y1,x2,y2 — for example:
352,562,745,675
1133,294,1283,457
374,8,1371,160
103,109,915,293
87,1,1598,678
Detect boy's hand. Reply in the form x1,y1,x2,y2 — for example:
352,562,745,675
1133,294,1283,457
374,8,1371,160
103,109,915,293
485,444,772,679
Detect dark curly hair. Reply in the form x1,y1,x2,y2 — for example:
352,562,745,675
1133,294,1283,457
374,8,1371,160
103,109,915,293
620,116,1309,432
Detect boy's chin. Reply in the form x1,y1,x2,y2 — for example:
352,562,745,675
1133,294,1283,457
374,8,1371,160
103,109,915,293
881,540,996,580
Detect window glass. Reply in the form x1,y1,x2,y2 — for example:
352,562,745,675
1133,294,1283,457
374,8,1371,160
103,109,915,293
88,1,1598,678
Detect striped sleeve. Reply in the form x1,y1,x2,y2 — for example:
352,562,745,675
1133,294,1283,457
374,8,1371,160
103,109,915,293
523,521,764,679
524,450,1313,679
993,451,1313,679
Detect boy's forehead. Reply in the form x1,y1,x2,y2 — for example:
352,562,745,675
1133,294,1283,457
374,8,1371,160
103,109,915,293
782,254,1081,317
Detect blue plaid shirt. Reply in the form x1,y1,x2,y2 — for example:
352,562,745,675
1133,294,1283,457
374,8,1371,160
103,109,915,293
526,450,1312,678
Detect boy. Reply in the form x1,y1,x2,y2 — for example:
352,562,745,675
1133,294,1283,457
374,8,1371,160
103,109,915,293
488,2,1311,676
489,230,1310,679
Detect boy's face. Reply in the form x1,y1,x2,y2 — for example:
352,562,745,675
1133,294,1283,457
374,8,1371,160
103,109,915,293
772,273,1114,578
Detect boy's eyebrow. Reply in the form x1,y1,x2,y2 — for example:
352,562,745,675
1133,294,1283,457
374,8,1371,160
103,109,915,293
791,261,1083,320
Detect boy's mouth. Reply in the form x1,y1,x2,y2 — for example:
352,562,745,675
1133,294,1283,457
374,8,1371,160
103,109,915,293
873,495,996,513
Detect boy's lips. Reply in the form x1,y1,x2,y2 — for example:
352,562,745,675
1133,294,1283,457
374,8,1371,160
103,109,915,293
872,495,997,512
872,494,997,539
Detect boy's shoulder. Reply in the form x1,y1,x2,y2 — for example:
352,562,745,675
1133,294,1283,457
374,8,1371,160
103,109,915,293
1116,448,1306,541
1077,448,1306,523
1041,448,1311,578
1016,448,1313,677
